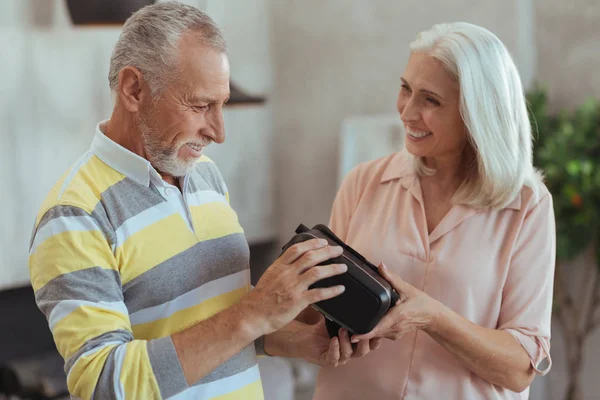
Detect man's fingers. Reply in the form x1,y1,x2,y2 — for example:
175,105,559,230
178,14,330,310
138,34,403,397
294,245,344,273
325,337,340,366
301,263,347,287
279,239,329,264
306,285,345,304
338,328,353,364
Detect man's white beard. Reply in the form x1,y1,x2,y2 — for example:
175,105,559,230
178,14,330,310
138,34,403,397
139,114,196,178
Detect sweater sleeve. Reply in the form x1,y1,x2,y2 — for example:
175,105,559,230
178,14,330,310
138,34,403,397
29,205,189,399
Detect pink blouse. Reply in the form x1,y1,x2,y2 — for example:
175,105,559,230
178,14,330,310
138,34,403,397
313,151,555,400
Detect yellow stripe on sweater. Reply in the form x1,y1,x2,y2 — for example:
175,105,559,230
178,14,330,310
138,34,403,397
190,202,244,242
52,304,130,360
120,340,162,400
132,286,249,340
67,344,119,400
117,213,197,285
29,229,117,292
36,155,125,225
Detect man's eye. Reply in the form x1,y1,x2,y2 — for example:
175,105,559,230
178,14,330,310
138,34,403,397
194,105,209,111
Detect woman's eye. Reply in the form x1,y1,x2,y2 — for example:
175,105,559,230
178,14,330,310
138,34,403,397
426,97,440,106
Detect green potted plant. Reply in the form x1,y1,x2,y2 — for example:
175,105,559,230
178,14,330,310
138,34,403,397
527,86,600,400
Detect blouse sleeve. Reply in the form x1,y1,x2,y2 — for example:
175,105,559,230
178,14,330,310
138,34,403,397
497,193,556,375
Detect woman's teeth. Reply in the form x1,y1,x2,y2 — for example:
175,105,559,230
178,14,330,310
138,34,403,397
407,129,432,138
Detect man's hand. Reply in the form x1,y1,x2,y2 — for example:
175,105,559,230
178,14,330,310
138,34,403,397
265,316,383,367
294,317,383,367
239,239,348,337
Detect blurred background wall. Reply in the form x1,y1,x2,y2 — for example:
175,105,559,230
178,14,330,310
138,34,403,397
535,0,600,110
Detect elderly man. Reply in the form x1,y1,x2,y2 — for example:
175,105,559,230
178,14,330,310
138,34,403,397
28,2,379,399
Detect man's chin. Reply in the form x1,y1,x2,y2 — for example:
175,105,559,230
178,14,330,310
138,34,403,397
152,158,196,178
177,159,199,176
171,166,195,178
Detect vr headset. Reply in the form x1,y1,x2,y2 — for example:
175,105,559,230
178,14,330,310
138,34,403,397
281,224,399,338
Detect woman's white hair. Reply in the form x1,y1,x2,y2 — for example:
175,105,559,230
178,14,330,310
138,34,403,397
408,22,542,209
108,1,226,98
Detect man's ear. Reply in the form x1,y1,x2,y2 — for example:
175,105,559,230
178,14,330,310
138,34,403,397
117,66,149,112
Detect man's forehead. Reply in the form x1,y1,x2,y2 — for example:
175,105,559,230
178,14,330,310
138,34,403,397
172,33,230,100
176,56,229,95
179,51,229,83
178,33,229,66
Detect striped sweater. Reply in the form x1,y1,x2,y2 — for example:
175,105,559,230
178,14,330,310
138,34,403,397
28,123,264,400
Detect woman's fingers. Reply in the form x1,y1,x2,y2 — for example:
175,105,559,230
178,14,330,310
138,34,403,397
378,263,413,294
353,339,371,357
370,338,383,351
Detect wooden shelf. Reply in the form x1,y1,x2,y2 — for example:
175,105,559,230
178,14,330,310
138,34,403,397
227,82,266,106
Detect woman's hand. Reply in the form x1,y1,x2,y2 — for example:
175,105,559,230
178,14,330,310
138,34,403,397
351,263,442,343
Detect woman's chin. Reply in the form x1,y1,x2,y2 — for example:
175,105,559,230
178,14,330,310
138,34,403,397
405,143,431,158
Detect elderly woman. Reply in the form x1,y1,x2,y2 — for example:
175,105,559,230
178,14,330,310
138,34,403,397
312,22,555,399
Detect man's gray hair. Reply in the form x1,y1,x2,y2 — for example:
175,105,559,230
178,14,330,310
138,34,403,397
108,1,227,97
